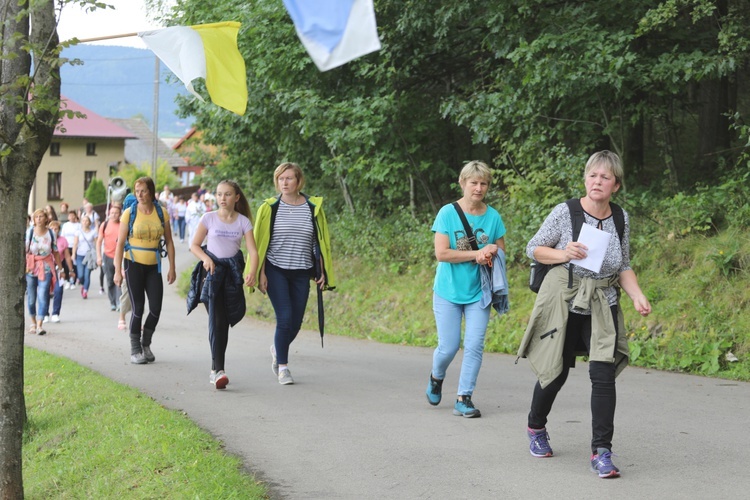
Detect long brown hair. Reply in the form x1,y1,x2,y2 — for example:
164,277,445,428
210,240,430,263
217,180,252,222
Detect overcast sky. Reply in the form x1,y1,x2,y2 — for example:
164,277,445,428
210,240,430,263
57,0,173,48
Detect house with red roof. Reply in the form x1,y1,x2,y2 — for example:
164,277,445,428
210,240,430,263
29,96,136,212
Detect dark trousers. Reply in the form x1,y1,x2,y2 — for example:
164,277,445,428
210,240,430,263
205,290,230,371
265,262,311,365
176,216,186,240
124,259,163,354
103,255,120,308
528,306,619,453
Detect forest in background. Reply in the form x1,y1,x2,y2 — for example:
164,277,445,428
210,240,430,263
158,0,750,379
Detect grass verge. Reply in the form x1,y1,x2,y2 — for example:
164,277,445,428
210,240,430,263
23,347,267,499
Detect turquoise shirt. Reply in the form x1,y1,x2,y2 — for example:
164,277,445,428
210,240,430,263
432,203,506,304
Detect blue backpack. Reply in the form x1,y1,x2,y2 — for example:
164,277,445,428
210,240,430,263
122,193,167,271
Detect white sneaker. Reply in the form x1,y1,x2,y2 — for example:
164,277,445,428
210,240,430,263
50,314,60,323
63,281,71,290
70,283,76,290
42,316,50,324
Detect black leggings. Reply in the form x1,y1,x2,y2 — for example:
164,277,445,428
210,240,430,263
124,259,163,354
528,306,619,453
205,291,230,371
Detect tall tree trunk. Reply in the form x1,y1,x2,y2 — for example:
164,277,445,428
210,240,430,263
337,173,355,213
0,0,60,497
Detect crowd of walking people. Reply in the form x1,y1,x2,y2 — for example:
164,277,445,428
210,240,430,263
25,152,652,479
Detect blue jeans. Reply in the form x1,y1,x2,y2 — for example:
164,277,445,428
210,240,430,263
176,216,186,240
431,293,491,396
265,262,311,365
75,254,92,292
26,272,52,321
49,278,63,316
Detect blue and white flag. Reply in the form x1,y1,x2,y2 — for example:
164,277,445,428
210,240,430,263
283,0,381,71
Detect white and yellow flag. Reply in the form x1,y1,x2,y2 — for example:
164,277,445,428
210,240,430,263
139,22,248,115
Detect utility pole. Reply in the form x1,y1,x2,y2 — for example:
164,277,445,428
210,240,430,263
151,55,160,180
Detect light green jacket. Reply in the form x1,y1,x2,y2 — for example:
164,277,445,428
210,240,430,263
517,265,629,388
246,195,336,290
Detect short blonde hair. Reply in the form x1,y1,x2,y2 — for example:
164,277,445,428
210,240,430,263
585,150,624,188
274,162,305,193
459,160,492,185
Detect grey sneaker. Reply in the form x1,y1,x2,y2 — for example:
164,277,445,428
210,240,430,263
270,345,279,375
130,352,148,364
209,370,229,390
142,345,155,363
278,368,294,385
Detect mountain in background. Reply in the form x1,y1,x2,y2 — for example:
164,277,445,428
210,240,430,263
61,45,194,138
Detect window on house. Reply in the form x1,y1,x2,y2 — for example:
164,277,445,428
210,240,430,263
48,172,62,200
84,171,97,191
86,142,97,156
50,142,61,156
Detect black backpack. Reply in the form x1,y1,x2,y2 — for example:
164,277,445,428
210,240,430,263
529,198,624,293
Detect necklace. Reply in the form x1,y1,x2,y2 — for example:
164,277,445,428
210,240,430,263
282,195,302,213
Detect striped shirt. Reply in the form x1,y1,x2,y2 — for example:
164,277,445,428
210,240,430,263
267,200,314,270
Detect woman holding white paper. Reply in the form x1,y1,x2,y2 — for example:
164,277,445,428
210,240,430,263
517,150,651,479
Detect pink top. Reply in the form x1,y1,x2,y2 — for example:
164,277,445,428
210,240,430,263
199,211,252,259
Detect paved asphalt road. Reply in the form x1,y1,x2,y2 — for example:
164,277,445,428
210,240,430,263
26,246,750,499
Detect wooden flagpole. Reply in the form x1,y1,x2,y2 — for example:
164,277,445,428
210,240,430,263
71,32,140,44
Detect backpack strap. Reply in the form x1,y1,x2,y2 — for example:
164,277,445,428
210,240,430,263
124,203,167,272
565,198,585,288
610,202,625,243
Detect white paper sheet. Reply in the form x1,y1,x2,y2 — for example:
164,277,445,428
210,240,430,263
569,224,611,273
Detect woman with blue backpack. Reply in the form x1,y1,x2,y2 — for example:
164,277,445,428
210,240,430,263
114,177,176,365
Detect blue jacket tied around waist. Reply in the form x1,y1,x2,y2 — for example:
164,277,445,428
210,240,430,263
479,250,509,315
187,248,246,327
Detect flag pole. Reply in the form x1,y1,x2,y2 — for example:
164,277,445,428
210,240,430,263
69,32,140,44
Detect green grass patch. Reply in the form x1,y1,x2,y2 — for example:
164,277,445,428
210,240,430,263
23,348,267,499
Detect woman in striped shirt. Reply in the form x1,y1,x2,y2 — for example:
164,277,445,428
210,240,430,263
249,163,335,385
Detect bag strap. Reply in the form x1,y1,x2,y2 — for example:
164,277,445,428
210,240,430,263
452,202,479,251
565,198,626,288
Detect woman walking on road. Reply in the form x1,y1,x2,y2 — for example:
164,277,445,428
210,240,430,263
249,162,335,386
425,161,506,418
188,180,258,389
25,209,62,335
114,177,176,365
517,150,651,478
72,214,98,299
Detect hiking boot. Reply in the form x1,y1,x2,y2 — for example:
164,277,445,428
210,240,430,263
130,352,148,364
453,396,481,418
278,368,294,385
210,370,229,390
425,373,443,406
527,427,553,457
591,448,620,478
142,345,155,363
270,345,279,375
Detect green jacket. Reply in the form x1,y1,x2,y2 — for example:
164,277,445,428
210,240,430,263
246,194,336,290
516,265,629,388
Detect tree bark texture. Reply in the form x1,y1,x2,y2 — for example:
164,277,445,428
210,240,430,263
1,0,60,497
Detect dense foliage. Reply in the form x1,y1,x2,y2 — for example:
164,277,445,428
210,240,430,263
159,0,749,215
158,0,750,379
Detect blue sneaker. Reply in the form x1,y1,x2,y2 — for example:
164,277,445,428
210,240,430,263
425,374,443,406
453,396,481,418
527,427,553,457
591,448,620,478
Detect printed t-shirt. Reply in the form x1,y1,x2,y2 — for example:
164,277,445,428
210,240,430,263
121,207,164,266
200,211,252,259
432,203,506,304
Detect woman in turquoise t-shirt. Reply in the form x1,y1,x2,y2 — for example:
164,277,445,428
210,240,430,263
426,161,506,418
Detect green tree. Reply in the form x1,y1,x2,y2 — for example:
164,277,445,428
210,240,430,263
84,178,107,205
0,0,63,495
